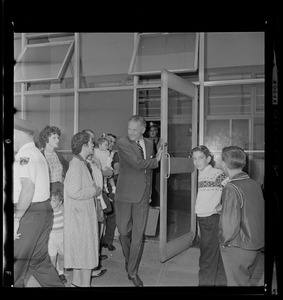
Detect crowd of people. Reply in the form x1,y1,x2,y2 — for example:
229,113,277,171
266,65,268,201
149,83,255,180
13,114,264,288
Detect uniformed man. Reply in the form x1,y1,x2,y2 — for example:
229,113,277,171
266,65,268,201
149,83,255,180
13,116,64,287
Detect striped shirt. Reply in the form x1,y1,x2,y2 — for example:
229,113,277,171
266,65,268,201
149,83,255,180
52,208,64,232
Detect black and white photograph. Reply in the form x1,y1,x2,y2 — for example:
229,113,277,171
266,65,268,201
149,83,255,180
2,2,280,296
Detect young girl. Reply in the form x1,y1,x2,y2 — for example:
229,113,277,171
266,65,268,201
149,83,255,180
94,137,116,194
191,145,228,286
48,188,67,284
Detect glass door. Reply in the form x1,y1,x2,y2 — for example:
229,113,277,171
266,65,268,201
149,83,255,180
159,69,197,262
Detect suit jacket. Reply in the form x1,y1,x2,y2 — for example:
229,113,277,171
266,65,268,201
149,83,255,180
115,136,159,204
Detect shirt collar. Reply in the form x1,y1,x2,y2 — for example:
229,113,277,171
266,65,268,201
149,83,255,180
74,153,86,162
230,171,250,181
136,137,145,145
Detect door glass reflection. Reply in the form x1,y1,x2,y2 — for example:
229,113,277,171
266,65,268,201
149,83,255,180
167,88,193,242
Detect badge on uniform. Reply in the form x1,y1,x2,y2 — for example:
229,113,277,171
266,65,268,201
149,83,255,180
20,157,30,165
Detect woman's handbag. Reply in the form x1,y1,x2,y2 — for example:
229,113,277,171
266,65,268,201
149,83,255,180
95,197,105,222
102,191,113,214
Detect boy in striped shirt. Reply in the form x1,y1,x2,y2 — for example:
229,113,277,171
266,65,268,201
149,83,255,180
48,189,67,284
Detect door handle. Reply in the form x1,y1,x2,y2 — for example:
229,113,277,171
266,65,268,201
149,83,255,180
164,152,171,179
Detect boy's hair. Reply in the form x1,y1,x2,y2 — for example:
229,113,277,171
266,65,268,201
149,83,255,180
190,145,215,167
51,189,63,202
221,146,246,169
97,137,109,146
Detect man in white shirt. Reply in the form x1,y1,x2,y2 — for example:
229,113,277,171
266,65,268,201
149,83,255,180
13,116,64,287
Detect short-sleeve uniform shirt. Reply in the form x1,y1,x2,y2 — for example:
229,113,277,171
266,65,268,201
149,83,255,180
14,142,50,203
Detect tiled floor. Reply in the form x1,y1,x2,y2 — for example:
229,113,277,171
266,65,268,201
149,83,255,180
26,237,265,288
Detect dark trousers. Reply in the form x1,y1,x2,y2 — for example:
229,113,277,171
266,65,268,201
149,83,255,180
197,214,227,286
14,200,64,287
102,208,116,245
115,192,149,276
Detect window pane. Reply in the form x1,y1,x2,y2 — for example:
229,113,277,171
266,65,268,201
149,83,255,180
254,117,265,150
204,119,230,151
255,83,264,113
231,119,250,149
79,90,133,139
138,88,160,119
205,85,252,116
14,41,74,82
130,33,198,75
248,153,265,187
23,94,74,150
20,57,74,91
204,32,264,81
26,33,74,44
80,33,134,88
25,54,74,91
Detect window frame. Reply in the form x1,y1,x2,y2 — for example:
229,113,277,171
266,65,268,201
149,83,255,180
14,40,74,83
128,33,199,76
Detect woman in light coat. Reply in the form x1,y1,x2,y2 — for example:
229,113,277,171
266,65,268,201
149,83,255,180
64,132,101,287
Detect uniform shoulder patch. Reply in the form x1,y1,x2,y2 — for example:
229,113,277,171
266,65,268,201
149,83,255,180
20,157,30,165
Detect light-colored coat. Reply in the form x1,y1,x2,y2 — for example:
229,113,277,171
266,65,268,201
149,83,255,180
63,156,99,269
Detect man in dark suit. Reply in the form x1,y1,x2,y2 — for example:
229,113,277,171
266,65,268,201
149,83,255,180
115,115,164,287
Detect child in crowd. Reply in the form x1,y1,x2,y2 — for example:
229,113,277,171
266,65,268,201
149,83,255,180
94,137,116,194
219,146,264,286
191,145,228,286
48,188,67,284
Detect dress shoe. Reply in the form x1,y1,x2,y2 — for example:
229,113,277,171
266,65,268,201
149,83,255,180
91,269,107,278
92,264,102,271
102,243,116,251
71,283,82,288
71,283,95,288
128,274,143,287
100,254,108,260
108,244,116,251
59,274,67,284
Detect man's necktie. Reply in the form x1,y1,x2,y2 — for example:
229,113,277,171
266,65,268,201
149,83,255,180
136,140,144,158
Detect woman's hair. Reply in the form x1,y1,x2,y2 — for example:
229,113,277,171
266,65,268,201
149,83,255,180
129,115,147,128
71,132,91,155
39,126,61,148
82,129,96,147
190,145,215,167
221,146,246,169
82,129,95,137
